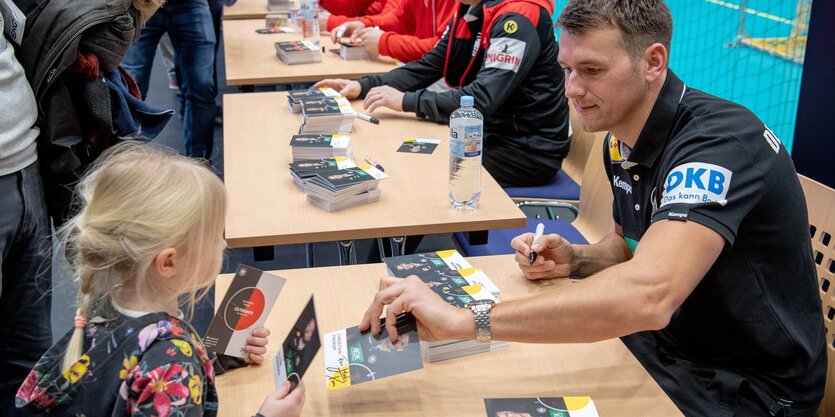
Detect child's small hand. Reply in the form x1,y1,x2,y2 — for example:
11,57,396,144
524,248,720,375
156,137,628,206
244,327,270,365
259,381,305,417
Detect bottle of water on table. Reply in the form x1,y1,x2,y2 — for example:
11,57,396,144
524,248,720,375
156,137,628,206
300,0,320,45
449,95,483,210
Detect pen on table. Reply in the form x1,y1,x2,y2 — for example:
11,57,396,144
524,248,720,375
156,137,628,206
529,222,545,265
364,154,384,172
356,112,380,124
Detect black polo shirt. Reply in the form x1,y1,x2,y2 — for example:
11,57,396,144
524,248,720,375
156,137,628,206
603,71,826,415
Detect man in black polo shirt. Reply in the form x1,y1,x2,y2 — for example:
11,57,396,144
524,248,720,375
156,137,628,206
355,1,827,415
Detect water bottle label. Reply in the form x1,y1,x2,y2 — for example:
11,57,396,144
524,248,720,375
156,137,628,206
450,124,482,158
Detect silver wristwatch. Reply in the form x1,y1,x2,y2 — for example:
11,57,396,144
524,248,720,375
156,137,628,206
466,299,495,343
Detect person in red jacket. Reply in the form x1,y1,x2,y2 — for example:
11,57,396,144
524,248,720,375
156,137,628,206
319,0,400,32
330,0,458,62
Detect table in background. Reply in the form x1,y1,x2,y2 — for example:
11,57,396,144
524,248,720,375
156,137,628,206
223,92,526,256
214,254,684,417
223,19,396,88
224,0,274,20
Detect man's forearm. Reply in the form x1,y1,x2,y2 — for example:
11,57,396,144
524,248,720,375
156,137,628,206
571,232,633,278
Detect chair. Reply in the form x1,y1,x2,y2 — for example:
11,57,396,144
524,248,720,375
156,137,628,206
454,132,614,256
798,175,835,417
503,103,597,202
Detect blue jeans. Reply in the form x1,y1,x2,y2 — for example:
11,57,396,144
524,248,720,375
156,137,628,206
122,0,217,159
0,162,52,417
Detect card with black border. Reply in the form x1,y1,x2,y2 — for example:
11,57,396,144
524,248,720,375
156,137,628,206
397,138,441,154
274,296,320,391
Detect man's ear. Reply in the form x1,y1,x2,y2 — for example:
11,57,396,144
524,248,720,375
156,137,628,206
153,248,178,278
644,43,668,84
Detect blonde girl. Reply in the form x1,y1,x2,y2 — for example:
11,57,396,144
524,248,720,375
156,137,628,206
15,143,304,417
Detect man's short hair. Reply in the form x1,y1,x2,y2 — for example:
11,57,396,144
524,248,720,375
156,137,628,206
557,0,673,59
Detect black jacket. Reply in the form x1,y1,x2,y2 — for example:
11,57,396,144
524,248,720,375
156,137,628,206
358,0,569,186
13,0,159,224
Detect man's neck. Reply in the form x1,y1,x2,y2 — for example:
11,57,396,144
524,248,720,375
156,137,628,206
611,71,667,149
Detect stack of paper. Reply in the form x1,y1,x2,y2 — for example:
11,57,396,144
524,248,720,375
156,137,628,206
303,164,388,212
299,96,356,134
268,0,293,11
289,134,352,161
383,250,507,362
339,41,370,60
287,88,341,113
288,157,356,189
275,40,322,65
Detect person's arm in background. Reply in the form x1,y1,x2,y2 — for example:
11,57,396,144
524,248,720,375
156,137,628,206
320,0,377,18
353,21,449,95
325,0,401,31
403,11,540,123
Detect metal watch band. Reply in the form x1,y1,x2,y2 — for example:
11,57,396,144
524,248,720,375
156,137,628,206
470,303,492,343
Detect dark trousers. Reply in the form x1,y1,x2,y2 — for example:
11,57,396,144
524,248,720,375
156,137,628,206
122,0,218,160
0,162,52,417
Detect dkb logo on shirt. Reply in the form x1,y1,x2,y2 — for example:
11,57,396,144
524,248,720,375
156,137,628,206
660,162,733,207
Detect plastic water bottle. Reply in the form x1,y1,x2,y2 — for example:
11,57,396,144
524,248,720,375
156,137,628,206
299,0,320,45
449,96,483,210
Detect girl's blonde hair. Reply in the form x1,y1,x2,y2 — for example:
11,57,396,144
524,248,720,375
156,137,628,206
59,142,226,372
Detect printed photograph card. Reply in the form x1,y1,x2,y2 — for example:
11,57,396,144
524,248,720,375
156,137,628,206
324,314,423,391
204,265,287,358
484,397,599,417
397,138,441,154
274,296,321,390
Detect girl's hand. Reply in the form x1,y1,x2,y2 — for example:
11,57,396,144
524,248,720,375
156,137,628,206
244,327,270,365
259,381,305,417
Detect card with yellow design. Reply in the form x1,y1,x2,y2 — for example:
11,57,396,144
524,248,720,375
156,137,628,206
484,397,600,417
323,314,422,391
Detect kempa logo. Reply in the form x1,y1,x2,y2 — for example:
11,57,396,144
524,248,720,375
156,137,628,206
503,20,518,34
612,175,632,194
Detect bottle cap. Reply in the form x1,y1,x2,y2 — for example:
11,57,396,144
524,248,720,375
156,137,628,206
460,96,474,106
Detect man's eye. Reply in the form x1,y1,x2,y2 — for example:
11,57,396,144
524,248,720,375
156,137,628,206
586,68,600,75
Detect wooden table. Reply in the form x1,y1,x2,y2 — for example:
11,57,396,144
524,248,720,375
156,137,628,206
223,19,396,87
224,0,274,20
214,255,684,417
222,92,526,250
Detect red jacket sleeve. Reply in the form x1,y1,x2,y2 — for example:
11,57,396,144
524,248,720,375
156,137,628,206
364,0,398,15
325,0,401,31
378,32,440,62
320,0,377,18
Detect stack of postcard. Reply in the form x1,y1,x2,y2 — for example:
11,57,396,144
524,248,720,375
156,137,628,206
299,96,355,135
275,40,322,65
303,164,389,212
287,88,341,113
383,250,507,362
484,397,600,417
268,0,293,11
289,157,356,188
289,134,352,161
338,41,370,60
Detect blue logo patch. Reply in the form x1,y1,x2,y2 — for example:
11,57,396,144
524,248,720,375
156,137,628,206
660,162,732,207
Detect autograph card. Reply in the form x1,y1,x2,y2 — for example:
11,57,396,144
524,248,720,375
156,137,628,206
397,138,441,154
274,296,320,390
323,314,422,390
